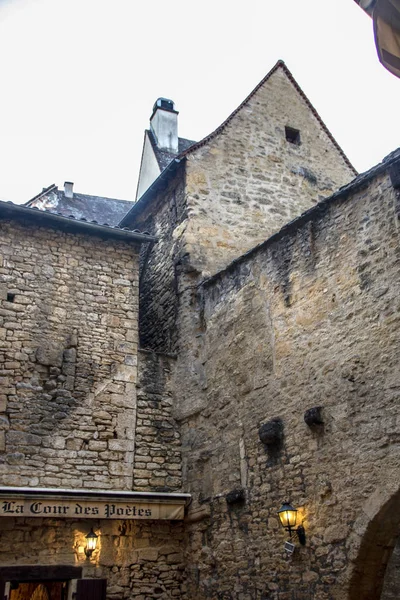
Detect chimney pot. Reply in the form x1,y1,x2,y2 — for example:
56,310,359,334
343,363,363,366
64,182,74,198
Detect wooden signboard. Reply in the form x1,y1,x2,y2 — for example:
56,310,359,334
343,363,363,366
0,498,185,520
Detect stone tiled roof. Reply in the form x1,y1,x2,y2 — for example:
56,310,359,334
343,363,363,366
0,200,156,243
147,129,195,171
26,186,134,227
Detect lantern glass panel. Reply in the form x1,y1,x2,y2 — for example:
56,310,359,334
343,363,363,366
278,503,297,529
86,530,98,551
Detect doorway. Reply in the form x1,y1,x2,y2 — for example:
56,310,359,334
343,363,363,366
8,581,67,600
0,567,106,600
0,567,81,600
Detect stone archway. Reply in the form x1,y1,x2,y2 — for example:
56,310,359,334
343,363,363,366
347,481,400,600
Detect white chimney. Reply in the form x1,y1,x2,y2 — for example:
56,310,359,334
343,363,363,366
150,98,178,153
64,181,74,198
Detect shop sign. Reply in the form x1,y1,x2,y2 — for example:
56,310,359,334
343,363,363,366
0,498,185,520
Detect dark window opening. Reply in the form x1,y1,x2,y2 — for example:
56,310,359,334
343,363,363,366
285,126,301,145
6,293,15,303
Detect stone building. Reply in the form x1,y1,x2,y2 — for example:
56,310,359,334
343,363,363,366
0,204,188,599
0,60,399,600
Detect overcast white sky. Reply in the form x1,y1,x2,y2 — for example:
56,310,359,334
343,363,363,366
0,0,399,203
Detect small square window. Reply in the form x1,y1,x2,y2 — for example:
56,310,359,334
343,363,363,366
285,126,301,145
6,293,15,303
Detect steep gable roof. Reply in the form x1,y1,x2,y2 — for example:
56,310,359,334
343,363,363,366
120,60,356,227
180,60,356,174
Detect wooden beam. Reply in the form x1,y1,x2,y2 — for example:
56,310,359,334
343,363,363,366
0,566,82,582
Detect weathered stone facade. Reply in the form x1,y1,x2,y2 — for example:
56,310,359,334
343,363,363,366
0,217,140,490
134,161,187,354
134,351,182,492
0,209,186,600
120,64,399,600
0,60,399,600
176,166,400,599
126,61,356,360
183,63,356,276
0,517,185,599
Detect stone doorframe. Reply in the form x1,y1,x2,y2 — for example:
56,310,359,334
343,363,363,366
0,566,82,600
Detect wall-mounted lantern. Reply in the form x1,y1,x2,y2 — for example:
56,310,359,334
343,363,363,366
277,502,306,546
84,528,99,558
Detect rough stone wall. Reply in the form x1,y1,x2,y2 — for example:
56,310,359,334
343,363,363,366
175,171,400,599
184,65,356,276
0,219,140,490
128,66,356,357
0,517,185,600
134,351,182,492
134,162,187,354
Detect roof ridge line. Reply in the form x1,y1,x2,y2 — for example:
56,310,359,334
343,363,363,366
178,60,357,175
178,60,284,159
25,183,57,206
69,191,134,204
279,62,357,174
